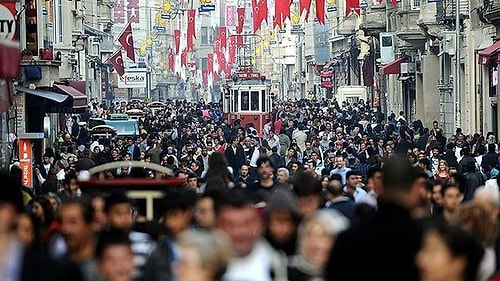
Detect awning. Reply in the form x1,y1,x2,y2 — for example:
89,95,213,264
15,86,69,103
53,83,88,109
380,58,406,75
478,40,500,65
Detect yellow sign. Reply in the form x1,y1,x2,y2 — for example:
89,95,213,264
163,0,172,12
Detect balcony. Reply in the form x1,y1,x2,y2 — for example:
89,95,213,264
480,0,500,25
20,59,62,88
359,5,387,37
394,8,427,50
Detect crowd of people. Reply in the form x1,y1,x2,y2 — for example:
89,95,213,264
1,97,500,281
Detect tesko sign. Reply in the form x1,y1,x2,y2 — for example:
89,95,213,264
118,71,147,88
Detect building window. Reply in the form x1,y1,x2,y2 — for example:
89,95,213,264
201,27,209,45
55,0,63,44
410,0,420,10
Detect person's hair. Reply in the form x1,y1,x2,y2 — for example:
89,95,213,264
456,202,498,247
1,169,23,212
161,186,198,213
291,171,322,197
367,166,383,180
177,229,232,281
61,198,95,224
205,152,233,183
32,196,55,225
425,220,484,281
95,230,131,260
104,191,132,213
214,187,252,216
382,156,420,193
63,171,78,186
326,179,343,196
277,167,289,178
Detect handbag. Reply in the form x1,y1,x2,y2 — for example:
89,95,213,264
24,60,42,81
39,48,53,60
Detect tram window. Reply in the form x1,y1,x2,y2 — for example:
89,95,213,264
241,91,249,111
233,90,238,112
261,90,266,111
251,91,259,111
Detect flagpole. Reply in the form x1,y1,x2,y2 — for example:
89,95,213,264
113,17,134,45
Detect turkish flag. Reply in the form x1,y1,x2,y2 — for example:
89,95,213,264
0,39,20,79
236,7,245,34
208,53,214,74
187,9,196,50
215,36,222,54
168,49,175,71
392,0,398,7
300,0,312,21
219,26,227,49
258,0,268,26
282,0,291,22
109,50,124,76
236,35,243,47
202,70,208,88
251,0,260,33
174,29,181,54
345,0,360,16
0,79,13,114
181,48,188,66
118,22,135,62
228,36,237,64
316,0,326,24
213,71,219,82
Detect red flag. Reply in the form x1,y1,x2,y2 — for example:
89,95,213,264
118,22,135,62
208,53,214,74
251,0,260,33
215,36,222,54
168,49,175,71
258,0,268,25
181,48,188,66
219,27,227,49
228,36,237,64
0,39,20,79
316,0,326,24
392,0,398,7
282,0,291,22
202,70,208,88
187,9,196,50
109,50,124,76
345,0,360,16
274,0,282,28
236,35,243,47
213,71,219,82
236,7,245,34
0,79,13,114
300,0,312,21
174,29,181,54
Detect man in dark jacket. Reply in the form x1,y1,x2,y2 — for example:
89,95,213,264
326,157,424,281
224,136,246,178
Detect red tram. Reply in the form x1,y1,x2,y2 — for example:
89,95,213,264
222,67,273,133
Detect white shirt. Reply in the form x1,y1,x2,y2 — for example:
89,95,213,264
223,241,273,281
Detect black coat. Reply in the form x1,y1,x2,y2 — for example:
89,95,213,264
21,248,84,281
224,145,246,176
326,201,423,281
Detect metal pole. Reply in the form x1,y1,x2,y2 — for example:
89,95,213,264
0,112,10,169
297,32,303,99
455,0,460,129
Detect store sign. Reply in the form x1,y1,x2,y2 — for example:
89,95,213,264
320,71,333,88
118,71,147,88
18,139,32,188
0,3,16,40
